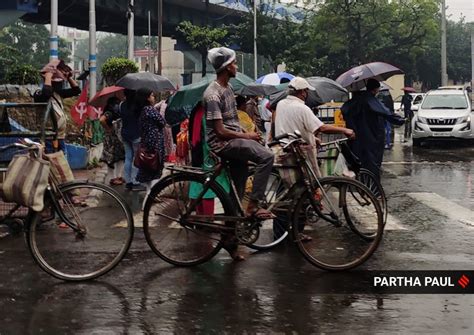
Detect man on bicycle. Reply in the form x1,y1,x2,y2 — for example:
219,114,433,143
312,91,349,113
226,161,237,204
275,77,356,176
204,47,275,220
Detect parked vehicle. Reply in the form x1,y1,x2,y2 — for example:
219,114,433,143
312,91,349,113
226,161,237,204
394,93,425,114
412,89,473,146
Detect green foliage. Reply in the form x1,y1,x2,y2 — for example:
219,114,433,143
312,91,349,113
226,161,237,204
4,64,41,85
177,21,228,76
101,57,139,86
0,19,70,83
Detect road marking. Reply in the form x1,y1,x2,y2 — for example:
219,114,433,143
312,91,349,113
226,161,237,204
407,192,474,228
385,214,408,230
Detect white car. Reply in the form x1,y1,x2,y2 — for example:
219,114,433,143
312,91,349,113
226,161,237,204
412,89,473,146
394,93,425,114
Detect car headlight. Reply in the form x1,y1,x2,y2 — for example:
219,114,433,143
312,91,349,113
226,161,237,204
417,116,427,123
457,115,471,124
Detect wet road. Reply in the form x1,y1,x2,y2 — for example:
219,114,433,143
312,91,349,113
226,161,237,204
1,130,473,334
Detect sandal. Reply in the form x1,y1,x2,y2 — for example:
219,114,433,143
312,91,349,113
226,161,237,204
248,207,276,220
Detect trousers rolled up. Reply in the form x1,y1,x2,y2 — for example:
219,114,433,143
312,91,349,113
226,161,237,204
217,138,274,202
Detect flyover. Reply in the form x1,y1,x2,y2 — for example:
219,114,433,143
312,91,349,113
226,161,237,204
21,0,245,37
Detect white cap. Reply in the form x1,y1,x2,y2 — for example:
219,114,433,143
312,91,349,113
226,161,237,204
288,77,315,91
207,47,236,73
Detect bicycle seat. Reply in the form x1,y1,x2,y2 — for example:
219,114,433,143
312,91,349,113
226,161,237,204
339,142,361,172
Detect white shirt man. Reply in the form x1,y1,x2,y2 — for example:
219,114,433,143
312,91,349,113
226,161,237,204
275,77,355,176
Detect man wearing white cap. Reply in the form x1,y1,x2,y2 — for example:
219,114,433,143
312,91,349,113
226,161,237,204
275,77,355,176
204,47,275,223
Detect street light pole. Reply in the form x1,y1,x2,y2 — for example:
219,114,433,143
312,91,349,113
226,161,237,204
89,0,97,98
253,0,258,80
49,0,58,61
127,0,135,60
148,11,152,72
440,0,448,86
157,0,163,75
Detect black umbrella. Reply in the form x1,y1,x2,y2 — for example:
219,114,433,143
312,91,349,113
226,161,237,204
116,72,175,92
235,83,279,96
306,77,348,104
268,77,349,110
336,62,403,92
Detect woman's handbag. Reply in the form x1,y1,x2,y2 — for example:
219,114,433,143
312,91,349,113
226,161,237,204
1,153,50,211
133,144,161,172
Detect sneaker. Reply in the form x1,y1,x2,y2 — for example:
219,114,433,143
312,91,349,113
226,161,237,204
125,183,133,190
131,184,146,192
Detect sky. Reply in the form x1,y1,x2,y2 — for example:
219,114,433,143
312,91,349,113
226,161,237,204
445,0,473,22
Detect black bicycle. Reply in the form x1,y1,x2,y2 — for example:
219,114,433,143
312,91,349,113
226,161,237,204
143,132,384,271
0,141,134,281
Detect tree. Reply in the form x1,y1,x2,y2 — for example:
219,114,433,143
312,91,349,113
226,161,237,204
0,20,70,83
229,0,303,73
5,64,41,85
293,0,440,81
177,21,228,76
101,57,139,86
446,19,472,84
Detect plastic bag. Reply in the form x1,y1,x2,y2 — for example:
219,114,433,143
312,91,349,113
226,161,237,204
334,154,355,178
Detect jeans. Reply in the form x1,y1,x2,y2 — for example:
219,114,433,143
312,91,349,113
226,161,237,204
384,121,392,146
218,139,274,202
123,138,140,185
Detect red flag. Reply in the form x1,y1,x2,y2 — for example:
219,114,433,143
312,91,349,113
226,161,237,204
87,105,103,120
71,83,89,126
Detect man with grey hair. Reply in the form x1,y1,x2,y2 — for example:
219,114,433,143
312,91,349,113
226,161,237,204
204,47,275,225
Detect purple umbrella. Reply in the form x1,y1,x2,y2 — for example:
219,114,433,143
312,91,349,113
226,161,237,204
336,62,404,92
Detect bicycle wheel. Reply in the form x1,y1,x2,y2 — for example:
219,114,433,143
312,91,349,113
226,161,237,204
356,168,388,225
245,171,291,250
143,173,236,266
292,176,383,271
27,181,134,281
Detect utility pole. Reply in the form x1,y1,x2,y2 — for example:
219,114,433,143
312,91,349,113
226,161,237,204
148,11,152,72
471,26,474,96
127,0,135,60
253,0,258,80
89,0,97,97
49,0,58,61
157,0,163,75
440,0,448,86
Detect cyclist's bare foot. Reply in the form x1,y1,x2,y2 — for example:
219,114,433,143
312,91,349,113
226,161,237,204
224,245,246,261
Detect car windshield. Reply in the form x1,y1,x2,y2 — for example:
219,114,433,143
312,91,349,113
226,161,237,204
421,94,468,109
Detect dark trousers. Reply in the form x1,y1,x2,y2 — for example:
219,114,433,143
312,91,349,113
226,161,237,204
217,139,274,202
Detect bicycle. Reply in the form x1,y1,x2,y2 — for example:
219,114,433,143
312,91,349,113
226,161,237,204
244,137,387,250
143,132,384,271
0,140,134,281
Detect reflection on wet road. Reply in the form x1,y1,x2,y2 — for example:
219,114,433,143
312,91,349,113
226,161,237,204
0,131,473,333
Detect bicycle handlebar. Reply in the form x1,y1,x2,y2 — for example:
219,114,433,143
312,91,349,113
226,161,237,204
319,138,349,147
0,139,43,153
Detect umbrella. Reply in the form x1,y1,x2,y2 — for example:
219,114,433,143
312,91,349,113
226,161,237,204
235,83,279,96
380,82,393,91
335,62,404,91
116,72,175,92
256,72,295,85
268,76,349,110
166,72,254,126
89,86,125,107
402,86,416,93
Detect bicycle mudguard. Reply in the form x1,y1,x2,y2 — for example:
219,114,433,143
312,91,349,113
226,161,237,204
166,165,209,176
